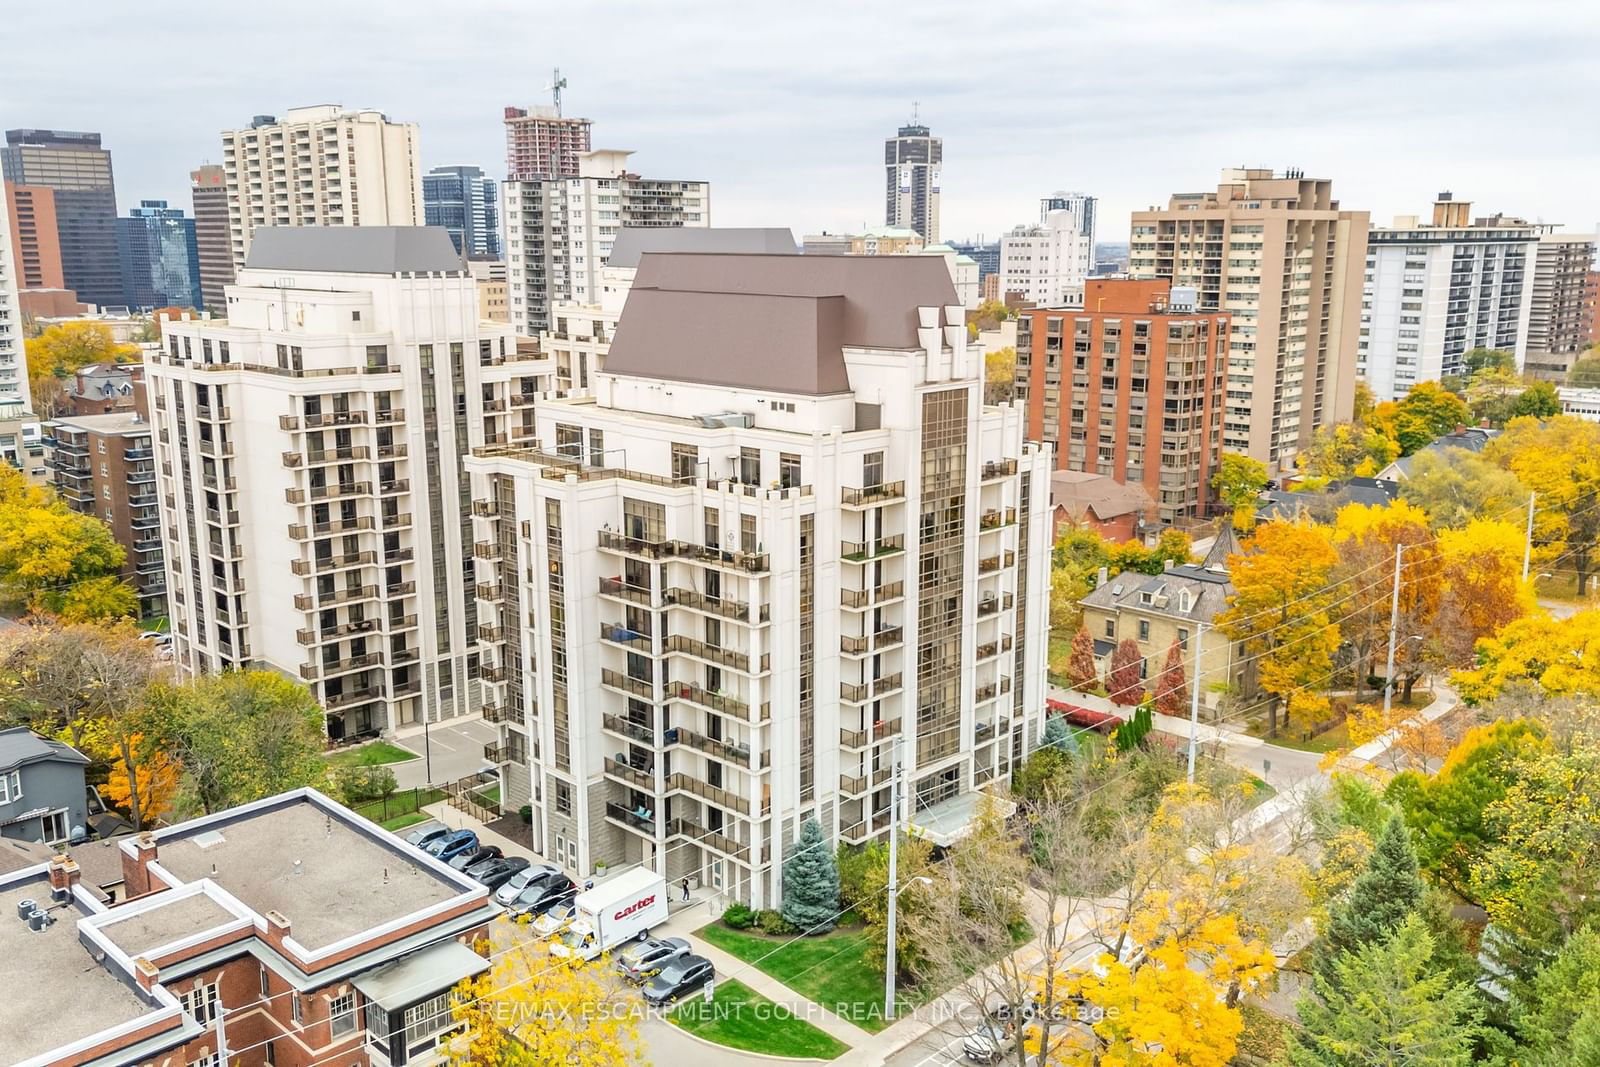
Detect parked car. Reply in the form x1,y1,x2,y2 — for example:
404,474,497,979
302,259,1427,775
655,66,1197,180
468,856,529,889
405,825,451,849
641,954,715,1005
533,898,578,937
494,863,563,907
449,844,503,871
507,876,576,919
615,937,692,983
424,829,479,863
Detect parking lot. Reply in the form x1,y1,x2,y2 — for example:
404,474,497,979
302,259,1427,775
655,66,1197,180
390,717,501,789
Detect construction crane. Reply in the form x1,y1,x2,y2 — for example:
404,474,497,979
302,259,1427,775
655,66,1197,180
545,68,568,116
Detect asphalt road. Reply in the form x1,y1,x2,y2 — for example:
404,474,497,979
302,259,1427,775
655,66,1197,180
390,717,501,788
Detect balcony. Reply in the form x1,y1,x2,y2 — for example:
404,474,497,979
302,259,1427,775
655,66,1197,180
484,743,508,764
279,415,300,431
374,408,405,424
325,685,384,709
840,672,903,703
381,511,413,530
306,445,371,464
667,817,750,863
481,663,508,683
602,713,656,746
840,774,866,795
598,577,654,607
841,481,906,508
841,626,903,655
297,618,377,644
664,587,760,623
472,499,498,517
605,802,655,835
840,718,903,748
666,681,764,722
603,756,654,791
978,554,1002,574
304,410,367,428
975,635,1014,661
197,437,234,458
376,443,408,460
981,459,1018,481
840,534,904,562
377,478,409,495
600,622,652,652
473,541,502,560
293,585,378,610
665,634,756,673
666,772,749,815
976,594,1016,618
476,583,504,603
597,531,770,573
387,613,419,631
205,507,241,527
482,701,526,726
978,508,1018,531
600,668,654,700
670,726,752,768
288,516,372,538
300,652,382,680
841,580,905,609
290,551,375,576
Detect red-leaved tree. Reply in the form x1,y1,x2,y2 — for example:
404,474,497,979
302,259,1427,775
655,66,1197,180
1153,637,1189,717
1106,638,1144,707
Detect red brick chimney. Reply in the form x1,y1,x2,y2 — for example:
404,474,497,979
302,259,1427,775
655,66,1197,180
122,833,159,899
47,855,81,896
133,957,160,993
262,911,293,956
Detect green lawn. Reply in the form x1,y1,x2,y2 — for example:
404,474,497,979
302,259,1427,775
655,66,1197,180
699,921,898,1032
324,740,420,768
353,786,445,827
669,978,849,1059
472,783,501,809
381,811,430,832
1047,631,1073,687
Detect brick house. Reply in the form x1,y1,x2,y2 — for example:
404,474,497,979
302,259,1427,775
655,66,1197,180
0,788,498,1066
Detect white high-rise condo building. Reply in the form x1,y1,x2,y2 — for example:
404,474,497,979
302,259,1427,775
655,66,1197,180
503,149,709,336
219,106,423,273
146,227,552,741
0,180,28,404
1039,191,1097,272
999,209,1093,307
466,252,1052,905
1358,194,1538,402
1131,169,1369,469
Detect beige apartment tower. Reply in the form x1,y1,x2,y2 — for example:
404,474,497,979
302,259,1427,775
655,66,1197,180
1131,168,1369,470
219,106,423,273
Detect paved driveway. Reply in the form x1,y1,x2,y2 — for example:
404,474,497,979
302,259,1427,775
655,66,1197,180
391,717,501,788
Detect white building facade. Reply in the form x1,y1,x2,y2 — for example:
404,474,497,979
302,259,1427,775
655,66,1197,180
503,150,709,336
466,252,1051,905
220,106,423,273
146,227,551,740
1359,199,1538,402
999,209,1091,306
0,180,27,404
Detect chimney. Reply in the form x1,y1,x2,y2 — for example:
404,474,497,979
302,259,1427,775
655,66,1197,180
47,855,81,898
133,957,160,993
122,832,159,899
1164,559,1174,572
1096,565,1108,588
262,910,293,956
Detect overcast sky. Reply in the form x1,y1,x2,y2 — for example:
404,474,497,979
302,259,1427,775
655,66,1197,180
5,0,1596,245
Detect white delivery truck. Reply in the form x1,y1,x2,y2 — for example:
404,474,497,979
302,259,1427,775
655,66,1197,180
549,868,668,961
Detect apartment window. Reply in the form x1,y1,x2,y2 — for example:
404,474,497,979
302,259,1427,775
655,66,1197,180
1138,619,1150,641
1103,619,1114,638
403,991,455,1046
555,424,582,459
671,442,699,484
329,992,356,1037
704,506,720,548
739,447,760,485
1178,628,1190,650
182,983,220,1025
555,781,572,815
863,451,884,488
779,453,801,489
259,964,270,998
365,345,388,370
291,992,303,1025
588,429,605,467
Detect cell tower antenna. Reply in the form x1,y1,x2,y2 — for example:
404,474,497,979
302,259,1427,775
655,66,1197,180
549,68,568,116
911,101,920,125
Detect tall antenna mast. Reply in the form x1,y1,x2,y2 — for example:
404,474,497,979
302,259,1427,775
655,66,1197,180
911,100,920,125
551,68,567,116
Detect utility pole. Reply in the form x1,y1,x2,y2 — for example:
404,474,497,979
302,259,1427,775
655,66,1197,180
1523,491,1536,581
1382,544,1406,720
1186,623,1205,784
883,735,902,1022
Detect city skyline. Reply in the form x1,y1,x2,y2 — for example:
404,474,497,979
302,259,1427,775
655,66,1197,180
3,0,1594,247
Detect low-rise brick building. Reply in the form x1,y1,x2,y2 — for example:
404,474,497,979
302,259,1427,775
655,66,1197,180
0,788,498,1066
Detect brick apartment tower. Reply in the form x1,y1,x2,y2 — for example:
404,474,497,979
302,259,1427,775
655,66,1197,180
1014,278,1229,525
504,106,592,180
5,181,65,289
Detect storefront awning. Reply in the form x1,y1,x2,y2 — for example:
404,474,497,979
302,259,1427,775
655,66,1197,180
353,939,489,1011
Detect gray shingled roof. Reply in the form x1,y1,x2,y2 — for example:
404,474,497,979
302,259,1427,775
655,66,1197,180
1079,563,1234,624
606,228,797,269
605,252,960,396
244,226,465,275
0,727,89,772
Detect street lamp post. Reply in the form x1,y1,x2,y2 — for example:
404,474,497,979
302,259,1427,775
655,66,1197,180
884,874,933,1022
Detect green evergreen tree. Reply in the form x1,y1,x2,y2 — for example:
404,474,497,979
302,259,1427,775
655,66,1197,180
1284,914,1481,1067
1514,925,1600,1062
1040,713,1078,755
781,818,840,933
1317,812,1424,981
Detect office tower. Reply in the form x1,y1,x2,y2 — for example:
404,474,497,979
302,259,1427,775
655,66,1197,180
5,181,64,290
0,182,27,405
1358,195,1540,400
504,106,593,180
465,251,1051,904
502,149,710,335
189,165,231,310
1,129,122,309
949,238,1000,282
1040,191,1097,250
45,412,165,617
1130,168,1369,469
1000,209,1094,306
219,106,423,272
885,121,941,243
116,200,202,310
540,227,795,393
1524,231,1598,381
423,164,501,258
146,227,551,740
1013,279,1228,525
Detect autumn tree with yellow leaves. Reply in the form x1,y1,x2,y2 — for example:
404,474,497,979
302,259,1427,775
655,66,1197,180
1487,414,1600,594
1217,520,1341,737
0,465,136,622
450,922,647,1066
24,321,140,418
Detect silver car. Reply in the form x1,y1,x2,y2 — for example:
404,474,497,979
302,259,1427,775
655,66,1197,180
614,936,691,983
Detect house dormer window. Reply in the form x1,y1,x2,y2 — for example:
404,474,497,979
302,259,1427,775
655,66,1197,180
1139,591,1153,606
1178,590,1192,613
